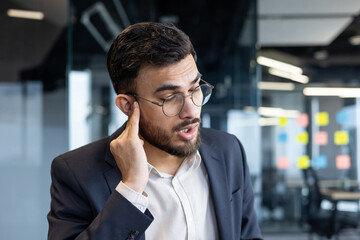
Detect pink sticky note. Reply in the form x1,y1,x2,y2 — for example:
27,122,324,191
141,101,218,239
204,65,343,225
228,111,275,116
277,157,289,170
297,113,309,127
336,155,351,169
315,131,328,146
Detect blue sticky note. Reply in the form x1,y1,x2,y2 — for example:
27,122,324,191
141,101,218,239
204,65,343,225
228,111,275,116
336,111,349,124
278,133,287,143
313,155,327,169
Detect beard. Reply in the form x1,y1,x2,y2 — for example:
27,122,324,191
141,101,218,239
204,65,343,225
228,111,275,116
139,116,201,158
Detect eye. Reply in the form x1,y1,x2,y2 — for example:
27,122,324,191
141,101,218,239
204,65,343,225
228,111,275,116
191,85,201,93
160,94,177,102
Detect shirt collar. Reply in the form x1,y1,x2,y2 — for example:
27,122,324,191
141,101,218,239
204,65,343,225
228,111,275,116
147,151,202,179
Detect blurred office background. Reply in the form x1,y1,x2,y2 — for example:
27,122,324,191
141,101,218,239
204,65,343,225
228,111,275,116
1,0,360,239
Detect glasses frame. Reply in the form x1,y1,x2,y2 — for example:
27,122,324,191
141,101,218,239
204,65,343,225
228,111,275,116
126,79,214,117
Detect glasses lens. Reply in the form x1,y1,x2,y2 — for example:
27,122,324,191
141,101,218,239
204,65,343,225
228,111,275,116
192,84,212,106
163,94,184,117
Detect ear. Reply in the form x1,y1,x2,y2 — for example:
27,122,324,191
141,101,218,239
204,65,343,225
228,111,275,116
115,94,135,116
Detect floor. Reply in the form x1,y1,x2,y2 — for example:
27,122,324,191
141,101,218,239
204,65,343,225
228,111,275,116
263,232,360,240
261,221,360,240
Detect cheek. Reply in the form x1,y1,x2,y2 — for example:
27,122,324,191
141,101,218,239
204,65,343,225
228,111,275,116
139,104,160,121
192,106,202,119
141,108,174,129
197,106,202,116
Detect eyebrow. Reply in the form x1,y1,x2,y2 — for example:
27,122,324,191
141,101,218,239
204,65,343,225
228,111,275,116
154,72,202,93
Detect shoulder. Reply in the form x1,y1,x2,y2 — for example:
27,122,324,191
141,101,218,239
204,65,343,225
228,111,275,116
200,127,247,169
200,127,234,138
51,137,111,179
200,127,245,160
50,125,126,182
200,127,240,147
58,137,108,163
53,125,124,170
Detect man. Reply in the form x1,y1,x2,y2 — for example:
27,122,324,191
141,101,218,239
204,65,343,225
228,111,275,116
48,22,262,240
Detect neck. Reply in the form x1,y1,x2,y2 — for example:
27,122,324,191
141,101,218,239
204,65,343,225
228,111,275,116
143,140,184,175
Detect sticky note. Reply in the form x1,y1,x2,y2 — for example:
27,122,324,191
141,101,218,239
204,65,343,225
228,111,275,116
277,157,289,170
336,111,349,124
336,155,351,169
297,113,309,127
279,117,288,126
334,131,349,145
315,131,328,146
313,155,327,169
297,132,309,144
316,112,329,126
297,156,310,169
278,133,287,143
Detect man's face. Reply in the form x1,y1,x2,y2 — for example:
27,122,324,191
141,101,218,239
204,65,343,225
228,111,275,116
135,54,202,158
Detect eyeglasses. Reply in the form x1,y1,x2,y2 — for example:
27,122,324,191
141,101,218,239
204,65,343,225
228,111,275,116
127,79,214,117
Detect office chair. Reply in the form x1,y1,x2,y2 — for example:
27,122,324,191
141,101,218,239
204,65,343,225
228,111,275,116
262,167,288,220
301,167,358,240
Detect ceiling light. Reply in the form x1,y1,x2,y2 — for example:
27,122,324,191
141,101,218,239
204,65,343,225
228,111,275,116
7,9,44,20
340,95,360,98
258,81,295,91
349,35,360,46
258,117,279,127
257,56,303,75
268,68,309,84
258,107,300,118
303,87,360,97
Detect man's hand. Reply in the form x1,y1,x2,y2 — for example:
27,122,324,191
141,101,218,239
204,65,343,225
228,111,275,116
110,102,149,194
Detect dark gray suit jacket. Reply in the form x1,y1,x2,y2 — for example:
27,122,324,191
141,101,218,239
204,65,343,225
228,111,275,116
47,126,263,240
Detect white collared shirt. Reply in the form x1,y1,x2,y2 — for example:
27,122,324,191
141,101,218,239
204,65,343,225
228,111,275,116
116,151,218,240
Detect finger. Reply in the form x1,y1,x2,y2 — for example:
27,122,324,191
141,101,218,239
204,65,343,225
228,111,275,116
126,101,140,136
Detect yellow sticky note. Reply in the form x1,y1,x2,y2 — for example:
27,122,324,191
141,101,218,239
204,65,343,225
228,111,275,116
279,117,288,126
334,131,349,145
297,132,309,144
316,112,329,126
297,156,310,169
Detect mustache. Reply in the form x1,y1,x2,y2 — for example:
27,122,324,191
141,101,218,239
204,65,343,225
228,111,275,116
173,118,201,132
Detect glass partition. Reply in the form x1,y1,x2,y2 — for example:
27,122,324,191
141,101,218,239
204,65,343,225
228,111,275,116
1,1,260,239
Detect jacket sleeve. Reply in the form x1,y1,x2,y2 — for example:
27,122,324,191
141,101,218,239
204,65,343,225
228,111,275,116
47,156,153,240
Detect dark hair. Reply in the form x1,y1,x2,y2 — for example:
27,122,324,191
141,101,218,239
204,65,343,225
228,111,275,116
107,22,197,94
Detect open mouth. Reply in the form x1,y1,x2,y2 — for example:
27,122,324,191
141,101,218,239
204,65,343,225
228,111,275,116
179,128,190,133
176,123,199,140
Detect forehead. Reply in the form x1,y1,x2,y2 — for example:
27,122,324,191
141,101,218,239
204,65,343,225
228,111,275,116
136,55,199,94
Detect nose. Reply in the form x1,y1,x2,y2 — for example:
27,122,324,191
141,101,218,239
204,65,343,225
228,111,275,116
178,95,200,119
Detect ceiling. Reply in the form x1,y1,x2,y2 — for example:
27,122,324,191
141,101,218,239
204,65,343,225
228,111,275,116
258,0,360,46
258,0,360,85
2,0,360,88
10,0,67,26
1,0,67,84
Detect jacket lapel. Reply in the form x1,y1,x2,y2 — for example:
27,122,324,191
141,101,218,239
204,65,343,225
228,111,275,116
103,167,122,193
103,125,125,193
103,124,146,240
199,134,233,240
